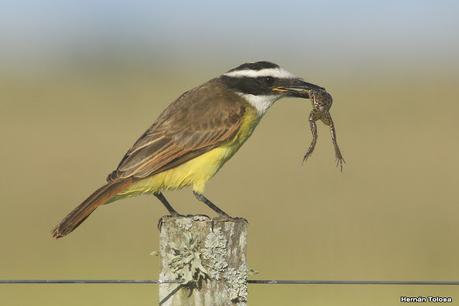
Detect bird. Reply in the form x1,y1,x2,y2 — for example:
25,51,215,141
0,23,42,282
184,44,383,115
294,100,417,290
52,61,324,238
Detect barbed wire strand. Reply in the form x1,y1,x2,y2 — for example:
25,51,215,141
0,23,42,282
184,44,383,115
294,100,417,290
0,280,169,284
1,279,459,285
159,284,185,305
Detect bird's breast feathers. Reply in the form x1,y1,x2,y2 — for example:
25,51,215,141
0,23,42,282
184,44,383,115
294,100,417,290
112,105,260,198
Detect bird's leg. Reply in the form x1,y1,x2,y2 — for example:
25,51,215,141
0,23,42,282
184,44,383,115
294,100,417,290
154,192,181,216
303,111,319,162
193,191,232,218
321,113,345,171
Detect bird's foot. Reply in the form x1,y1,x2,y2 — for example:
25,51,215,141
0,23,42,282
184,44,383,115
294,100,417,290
157,214,213,230
188,214,211,220
213,214,248,224
157,213,185,230
210,215,248,231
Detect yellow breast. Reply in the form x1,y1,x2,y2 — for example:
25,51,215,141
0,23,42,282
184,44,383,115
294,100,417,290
112,106,260,200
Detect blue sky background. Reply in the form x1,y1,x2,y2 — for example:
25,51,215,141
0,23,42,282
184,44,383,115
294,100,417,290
1,0,458,72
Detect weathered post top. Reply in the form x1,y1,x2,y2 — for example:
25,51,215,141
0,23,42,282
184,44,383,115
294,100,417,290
159,215,248,306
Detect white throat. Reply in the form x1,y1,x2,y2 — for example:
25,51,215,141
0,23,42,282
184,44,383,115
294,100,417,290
237,93,281,115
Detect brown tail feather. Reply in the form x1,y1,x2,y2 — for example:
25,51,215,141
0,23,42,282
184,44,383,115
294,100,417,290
52,180,131,239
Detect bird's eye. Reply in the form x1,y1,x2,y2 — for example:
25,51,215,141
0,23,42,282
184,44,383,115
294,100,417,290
263,76,274,85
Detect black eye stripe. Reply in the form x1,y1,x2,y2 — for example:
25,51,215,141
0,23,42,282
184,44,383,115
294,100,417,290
263,76,274,85
221,76,281,95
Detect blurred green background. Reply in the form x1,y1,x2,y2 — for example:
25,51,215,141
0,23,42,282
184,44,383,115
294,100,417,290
1,0,459,305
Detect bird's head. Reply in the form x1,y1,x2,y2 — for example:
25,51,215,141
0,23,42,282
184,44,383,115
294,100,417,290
220,61,324,114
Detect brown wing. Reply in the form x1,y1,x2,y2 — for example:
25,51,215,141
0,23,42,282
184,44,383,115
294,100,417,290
107,79,246,182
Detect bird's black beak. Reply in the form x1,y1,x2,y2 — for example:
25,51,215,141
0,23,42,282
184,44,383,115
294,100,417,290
272,78,325,98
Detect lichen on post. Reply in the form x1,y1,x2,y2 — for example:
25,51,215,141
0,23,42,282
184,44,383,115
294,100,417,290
159,215,248,306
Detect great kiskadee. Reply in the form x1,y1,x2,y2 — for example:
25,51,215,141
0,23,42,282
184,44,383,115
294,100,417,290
52,61,324,238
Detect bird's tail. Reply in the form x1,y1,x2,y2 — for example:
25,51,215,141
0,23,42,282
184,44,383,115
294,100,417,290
51,180,131,239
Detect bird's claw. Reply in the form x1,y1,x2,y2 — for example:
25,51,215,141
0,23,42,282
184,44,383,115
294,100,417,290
214,214,248,223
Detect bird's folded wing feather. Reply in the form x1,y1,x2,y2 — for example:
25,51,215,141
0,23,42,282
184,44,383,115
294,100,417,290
107,82,246,182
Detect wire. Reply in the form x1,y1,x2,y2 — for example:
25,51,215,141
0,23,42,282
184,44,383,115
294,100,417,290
0,280,172,284
247,280,459,285
2,279,459,285
159,284,185,305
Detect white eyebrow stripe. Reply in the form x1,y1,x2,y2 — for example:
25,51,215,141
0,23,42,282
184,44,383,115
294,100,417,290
223,68,296,79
